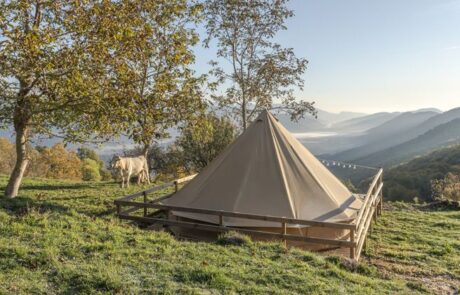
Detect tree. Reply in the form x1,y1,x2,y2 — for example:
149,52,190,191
38,144,82,180
204,0,316,130
113,0,205,158
81,159,102,182
177,113,235,171
0,137,16,175
0,1,170,197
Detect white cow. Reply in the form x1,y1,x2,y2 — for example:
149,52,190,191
111,155,150,188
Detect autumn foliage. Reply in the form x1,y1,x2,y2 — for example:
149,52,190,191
0,138,108,181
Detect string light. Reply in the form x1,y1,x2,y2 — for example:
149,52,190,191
318,158,378,171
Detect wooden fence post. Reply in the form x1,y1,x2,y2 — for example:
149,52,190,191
350,228,355,260
174,181,178,192
143,191,147,217
282,221,287,247
379,170,384,216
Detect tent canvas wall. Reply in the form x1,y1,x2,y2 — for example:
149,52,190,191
162,110,363,249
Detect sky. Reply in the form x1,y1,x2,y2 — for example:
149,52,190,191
193,0,460,114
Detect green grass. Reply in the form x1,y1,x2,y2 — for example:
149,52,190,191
0,176,458,294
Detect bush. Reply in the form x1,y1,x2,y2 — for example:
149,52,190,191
431,173,460,203
81,159,102,181
78,147,111,181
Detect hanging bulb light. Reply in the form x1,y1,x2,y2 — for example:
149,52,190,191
332,162,336,166
353,165,357,169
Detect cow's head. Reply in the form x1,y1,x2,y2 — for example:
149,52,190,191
111,156,122,169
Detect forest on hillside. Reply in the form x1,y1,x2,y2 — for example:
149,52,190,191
383,145,460,203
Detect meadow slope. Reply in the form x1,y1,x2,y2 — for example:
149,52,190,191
0,176,459,294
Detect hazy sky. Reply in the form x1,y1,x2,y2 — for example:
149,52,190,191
193,0,460,113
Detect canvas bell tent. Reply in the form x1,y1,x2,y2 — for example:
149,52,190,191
115,110,384,259
161,111,362,249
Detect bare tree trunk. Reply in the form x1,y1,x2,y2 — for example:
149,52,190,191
4,122,29,198
242,101,247,130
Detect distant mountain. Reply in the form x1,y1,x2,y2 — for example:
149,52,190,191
383,144,460,202
276,113,326,132
413,108,442,113
315,110,366,126
353,118,460,167
330,112,400,133
276,109,366,133
332,111,439,161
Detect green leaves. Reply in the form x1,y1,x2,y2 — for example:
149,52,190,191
204,0,316,128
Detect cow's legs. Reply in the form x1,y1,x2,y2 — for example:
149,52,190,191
126,173,130,188
137,173,142,185
145,170,150,184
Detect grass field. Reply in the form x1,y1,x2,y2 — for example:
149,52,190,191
0,176,459,294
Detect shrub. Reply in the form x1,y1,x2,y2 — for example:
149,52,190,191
81,159,102,181
431,173,460,203
78,147,111,181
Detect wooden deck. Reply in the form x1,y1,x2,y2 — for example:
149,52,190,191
114,169,383,261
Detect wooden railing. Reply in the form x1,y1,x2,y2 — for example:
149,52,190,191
352,168,384,260
114,169,384,261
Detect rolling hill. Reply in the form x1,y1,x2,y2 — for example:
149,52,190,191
330,112,400,133
330,107,460,164
383,144,460,202
276,109,366,132
332,111,440,161
353,119,460,168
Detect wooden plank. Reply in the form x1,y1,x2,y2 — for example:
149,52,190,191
356,183,383,239
143,181,175,194
349,228,355,260
282,221,287,247
115,200,356,230
115,174,196,203
355,168,383,225
219,214,223,226
118,214,356,247
143,192,147,217
355,202,377,260
176,174,197,184
117,191,145,202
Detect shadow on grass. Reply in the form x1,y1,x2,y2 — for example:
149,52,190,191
20,183,109,191
0,195,119,219
0,195,71,216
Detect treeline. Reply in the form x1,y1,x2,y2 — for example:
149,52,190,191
383,144,460,203
0,113,236,183
0,139,110,182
